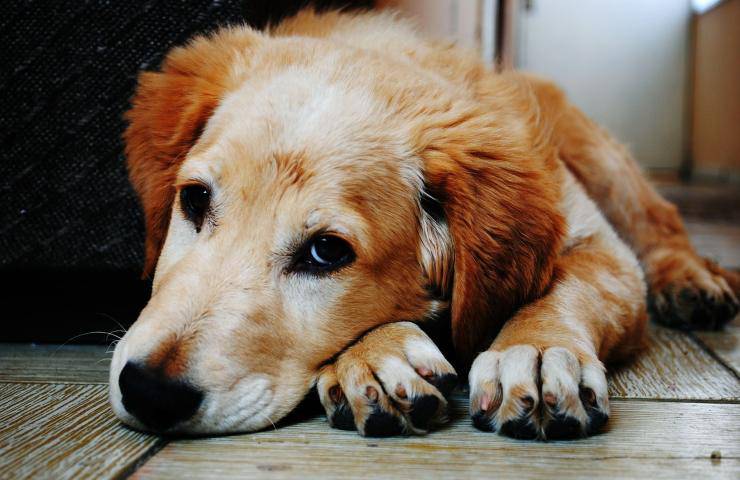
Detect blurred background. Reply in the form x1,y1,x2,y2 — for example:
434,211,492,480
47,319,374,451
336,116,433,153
383,0,739,181
1,0,738,343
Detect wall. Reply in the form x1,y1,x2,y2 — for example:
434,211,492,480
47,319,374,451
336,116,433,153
376,0,496,61
517,0,693,171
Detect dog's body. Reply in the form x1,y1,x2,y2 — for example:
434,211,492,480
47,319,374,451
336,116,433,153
110,9,739,439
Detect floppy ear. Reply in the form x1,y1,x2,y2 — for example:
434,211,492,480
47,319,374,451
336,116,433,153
124,28,259,277
416,109,566,362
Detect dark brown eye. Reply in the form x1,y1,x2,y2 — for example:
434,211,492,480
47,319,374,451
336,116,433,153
180,184,210,231
294,234,355,274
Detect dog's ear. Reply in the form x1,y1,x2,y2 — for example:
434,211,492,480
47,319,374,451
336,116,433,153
417,110,566,361
124,29,258,277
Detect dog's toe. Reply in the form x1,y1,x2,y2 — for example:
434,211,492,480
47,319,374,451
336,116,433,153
317,365,356,431
469,345,610,440
468,347,541,438
317,322,457,437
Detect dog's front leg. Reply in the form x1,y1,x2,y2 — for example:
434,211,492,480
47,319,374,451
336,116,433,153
316,322,458,437
469,178,648,440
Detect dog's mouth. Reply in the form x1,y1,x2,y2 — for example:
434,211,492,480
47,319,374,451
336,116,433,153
109,334,296,435
111,366,282,435
109,324,347,436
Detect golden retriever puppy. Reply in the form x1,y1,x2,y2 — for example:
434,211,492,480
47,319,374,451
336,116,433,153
109,9,739,439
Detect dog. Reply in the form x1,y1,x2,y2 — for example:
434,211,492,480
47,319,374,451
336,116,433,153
109,8,739,439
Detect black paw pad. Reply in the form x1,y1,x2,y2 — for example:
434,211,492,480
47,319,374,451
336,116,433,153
409,395,440,430
545,413,583,439
585,408,609,435
648,301,675,328
471,411,493,432
363,409,404,437
707,294,738,330
499,417,538,440
678,288,699,305
715,300,735,326
427,373,458,397
330,402,356,431
725,294,740,316
688,292,727,330
690,306,715,330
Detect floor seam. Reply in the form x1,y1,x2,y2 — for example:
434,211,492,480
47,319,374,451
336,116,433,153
688,332,740,379
113,437,170,480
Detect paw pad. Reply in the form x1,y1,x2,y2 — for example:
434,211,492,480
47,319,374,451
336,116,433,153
471,411,494,432
545,413,582,439
364,409,404,437
331,402,356,431
409,395,440,430
585,407,609,435
499,417,538,440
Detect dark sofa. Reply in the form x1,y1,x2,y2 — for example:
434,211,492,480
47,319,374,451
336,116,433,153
0,0,371,343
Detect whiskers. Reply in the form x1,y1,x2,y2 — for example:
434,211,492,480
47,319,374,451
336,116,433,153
53,313,130,367
258,411,278,431
54,329,123,351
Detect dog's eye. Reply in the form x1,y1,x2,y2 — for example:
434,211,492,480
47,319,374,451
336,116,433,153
180,184,210,231
294,234,355,274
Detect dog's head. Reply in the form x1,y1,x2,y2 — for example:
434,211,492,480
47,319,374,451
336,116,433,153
110,20,563,434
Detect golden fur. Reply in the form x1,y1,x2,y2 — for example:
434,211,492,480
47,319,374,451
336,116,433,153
111,9,738,439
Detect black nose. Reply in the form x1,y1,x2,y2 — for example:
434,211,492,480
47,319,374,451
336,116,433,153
118,362,203,431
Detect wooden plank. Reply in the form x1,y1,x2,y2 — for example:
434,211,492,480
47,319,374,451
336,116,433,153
0,383,161,480
694,316,740,375
0,343,110,384
134,399,740,480
608,323,739,400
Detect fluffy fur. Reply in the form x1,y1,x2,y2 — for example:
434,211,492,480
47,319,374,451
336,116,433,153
111,9,739,439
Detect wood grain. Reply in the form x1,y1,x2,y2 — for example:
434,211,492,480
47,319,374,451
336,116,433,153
0,343,111,384
694,317,740,375
0,383,161,480
133,399,740,480
608,323,740,400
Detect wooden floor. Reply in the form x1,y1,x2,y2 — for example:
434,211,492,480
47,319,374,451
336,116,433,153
1,181,739,480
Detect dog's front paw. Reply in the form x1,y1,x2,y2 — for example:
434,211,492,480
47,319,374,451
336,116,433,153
469,345,609,440
316,322,457,437
645,248,739,330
